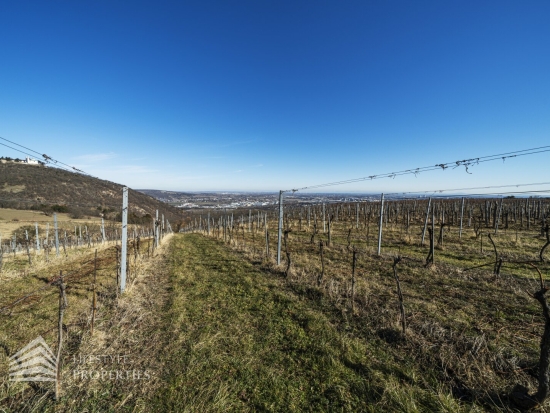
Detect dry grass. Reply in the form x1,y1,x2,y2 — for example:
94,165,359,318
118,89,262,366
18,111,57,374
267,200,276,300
203,215,550,411
0,233,169,412
0,184,26,194
0,208,102,239
2,211,550,411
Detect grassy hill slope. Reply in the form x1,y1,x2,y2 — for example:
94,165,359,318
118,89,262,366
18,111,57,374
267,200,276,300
0,163,184,223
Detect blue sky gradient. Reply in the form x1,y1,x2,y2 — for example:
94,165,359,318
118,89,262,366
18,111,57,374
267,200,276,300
1,1,549,193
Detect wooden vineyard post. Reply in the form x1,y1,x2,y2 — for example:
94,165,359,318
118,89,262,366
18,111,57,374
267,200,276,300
207,212,210,235
265,214,269,259
277,190,284,265
421,198,431,246
431,206,435,264
91,249,97,335
317,241,325,286
392,257,406,335
495,198,503,235
120,187,128,294
54,271,67,401
377,193,384,256
351,248,357,313
322,203,326,233
459,197,465,239
155,210,159,248
527,199,531,230
327,214,333,246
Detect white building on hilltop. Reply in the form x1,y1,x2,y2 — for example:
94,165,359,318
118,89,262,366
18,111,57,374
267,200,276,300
25,157,39,165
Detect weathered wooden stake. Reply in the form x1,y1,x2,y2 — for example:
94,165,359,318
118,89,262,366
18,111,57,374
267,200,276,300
495,198,504,234
377,193,384,256
459,197,465,239
91,250,97,335
351,248,357,312
54,271,67,401
421,198,431,246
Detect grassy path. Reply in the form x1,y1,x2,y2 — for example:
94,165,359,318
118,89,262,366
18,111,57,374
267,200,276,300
151,234,467,413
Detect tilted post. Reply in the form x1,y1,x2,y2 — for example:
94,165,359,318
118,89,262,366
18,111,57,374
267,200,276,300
277,190,284,265
120,187,128,293
421,197,432,246
377,193,384,256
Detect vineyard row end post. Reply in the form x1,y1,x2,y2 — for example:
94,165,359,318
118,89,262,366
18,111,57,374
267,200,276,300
120,186,128,294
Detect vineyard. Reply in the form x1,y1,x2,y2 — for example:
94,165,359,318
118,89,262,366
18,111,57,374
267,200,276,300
2,154,550,411
0,199,174,411
183,195,550,410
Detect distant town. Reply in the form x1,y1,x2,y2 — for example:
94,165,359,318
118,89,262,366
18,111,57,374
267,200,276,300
137,189,385,210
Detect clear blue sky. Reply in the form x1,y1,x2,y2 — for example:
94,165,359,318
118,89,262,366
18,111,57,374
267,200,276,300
1,1,549,193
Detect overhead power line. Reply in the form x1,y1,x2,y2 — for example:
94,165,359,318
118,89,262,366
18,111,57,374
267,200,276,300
0,136,92,176
384,181,550,197
283,145,550,193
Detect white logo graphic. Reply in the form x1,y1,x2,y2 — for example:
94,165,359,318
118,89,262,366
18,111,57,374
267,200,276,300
9,336,57,382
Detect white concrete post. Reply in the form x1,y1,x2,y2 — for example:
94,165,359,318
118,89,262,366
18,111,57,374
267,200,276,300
120,187,128,293
54,213,59,257
35,223,40,252
277,190,284,265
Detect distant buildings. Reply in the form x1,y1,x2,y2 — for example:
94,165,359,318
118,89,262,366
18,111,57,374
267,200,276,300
25,157,39,165
0,156,43,165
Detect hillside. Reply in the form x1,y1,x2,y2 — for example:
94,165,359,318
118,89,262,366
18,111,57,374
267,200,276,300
0,162,184,223
137,189,193,204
